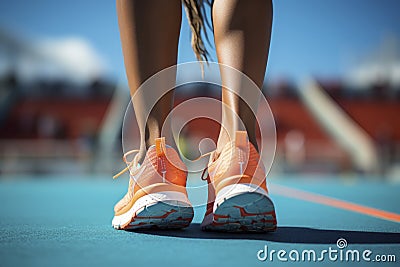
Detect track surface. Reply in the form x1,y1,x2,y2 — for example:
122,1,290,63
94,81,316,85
0,175,399,266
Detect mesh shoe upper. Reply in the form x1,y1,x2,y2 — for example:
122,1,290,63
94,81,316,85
207,131,268,194
114,137,187,215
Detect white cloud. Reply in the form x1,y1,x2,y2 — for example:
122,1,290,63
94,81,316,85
345,36,400,88
0,32,108,84
36,37,107,82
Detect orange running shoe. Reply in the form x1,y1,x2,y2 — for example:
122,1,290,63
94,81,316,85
112,137,194,230
201,131,277,232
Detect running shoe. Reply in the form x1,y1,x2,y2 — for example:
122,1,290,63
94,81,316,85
112,137,194,230
201,131,277,232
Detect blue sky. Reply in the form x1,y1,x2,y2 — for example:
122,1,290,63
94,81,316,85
0,0,399,84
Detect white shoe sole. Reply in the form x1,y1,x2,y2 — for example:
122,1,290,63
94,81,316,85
112,191,194,230
201,183,277,232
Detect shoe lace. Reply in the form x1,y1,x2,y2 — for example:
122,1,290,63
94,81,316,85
113,148,215,181
112,149,140,179
196,151,216,211
194,151,214,184
200,166,210,182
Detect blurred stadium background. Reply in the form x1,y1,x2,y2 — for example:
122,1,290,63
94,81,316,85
1,2,400,266
0,0,399,180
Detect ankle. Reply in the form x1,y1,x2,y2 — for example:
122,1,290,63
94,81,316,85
217,129,259,154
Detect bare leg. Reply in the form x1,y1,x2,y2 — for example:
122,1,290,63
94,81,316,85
212,0,273,152
117,0,181,161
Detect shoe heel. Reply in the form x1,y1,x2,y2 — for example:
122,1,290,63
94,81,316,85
204,183,277,232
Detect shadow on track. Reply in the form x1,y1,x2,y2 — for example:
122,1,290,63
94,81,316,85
131,224,400,244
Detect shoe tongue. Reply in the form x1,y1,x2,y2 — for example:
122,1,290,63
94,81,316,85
155,137,166,156
146,138,169,159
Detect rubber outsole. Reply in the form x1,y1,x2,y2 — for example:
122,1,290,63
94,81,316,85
114,200,194,230
112,191,194,230
202,187,277,232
